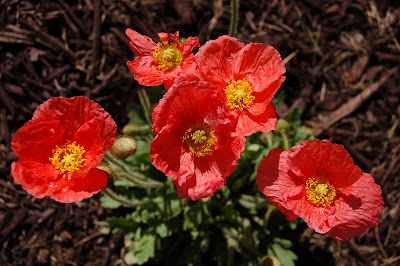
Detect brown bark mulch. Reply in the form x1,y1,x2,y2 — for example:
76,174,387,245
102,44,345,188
1,0,399,265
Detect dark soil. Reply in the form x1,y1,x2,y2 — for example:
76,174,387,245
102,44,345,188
1,0,399,265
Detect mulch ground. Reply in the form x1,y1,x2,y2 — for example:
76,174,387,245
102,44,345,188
1,0,399,265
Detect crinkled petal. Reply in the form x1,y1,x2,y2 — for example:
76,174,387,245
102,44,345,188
174,132,245,201
150,125,195,183
49,168,108,203
232,43,286,92
195,35,245,87
250,76,286,108
175,158,226,200
127,57,164,86
11,119,65,163
11,160,59,199
33,96,116,143
158,31,179,46
236,103,277,136
173,63,203,86
289,193,337,233
163,54,196,90
327,173,383,240
256,148,299,221
125,29,156,56
12,160,108,204
181,37,200,55
152,81,222,134
211,132,246,177
287,140,363,186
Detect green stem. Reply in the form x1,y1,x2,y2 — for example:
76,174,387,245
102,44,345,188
280,131,290,151
116,172,163,189
227,237,236,266
102,187,143,207
229,0,239,37
138,88,152,125
250,152,265,181
104,152,131,171
265,132,274,150
264,205,276,227
104,152,164,187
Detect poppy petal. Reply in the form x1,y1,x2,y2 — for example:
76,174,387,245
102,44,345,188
126,29,156,56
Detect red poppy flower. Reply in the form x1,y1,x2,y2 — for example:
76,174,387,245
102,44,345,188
256,139,384,241
126,29,200,89
176,35,285,136
150,81,246,200
11,96,117,203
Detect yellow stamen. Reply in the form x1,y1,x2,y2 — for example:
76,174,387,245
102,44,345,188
191,130,207,144
224,79,255,111
183,127,217,157
305,177,336,207
49,142,86,175
153,43,183,71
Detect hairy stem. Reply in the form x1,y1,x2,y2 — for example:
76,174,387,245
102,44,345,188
280,131,290,151
102,187,142,207
229,0,239,37
116,172,163,189
104,152,164,188
138,88,152,125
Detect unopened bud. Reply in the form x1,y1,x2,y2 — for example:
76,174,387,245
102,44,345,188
260,255,281,266
110,135,137,160
275,119,290,133
122,124,151,136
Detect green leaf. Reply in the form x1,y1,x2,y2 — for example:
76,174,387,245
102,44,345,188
108,217,137,234
269,243,298,266
100,195,122,209
243,143,263,160
124,234,156,265
127,104,147,125
293,125,315,145
272,91,286,107
125,139,151,166
156,223,169,238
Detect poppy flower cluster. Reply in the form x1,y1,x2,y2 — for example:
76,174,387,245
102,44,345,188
126,31,286,200
11,96,117,203
127,30,383,240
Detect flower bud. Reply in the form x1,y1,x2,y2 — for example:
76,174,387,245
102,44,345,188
110,135,137,160
122,124,151,136
260,255,281,266
275,119,290,133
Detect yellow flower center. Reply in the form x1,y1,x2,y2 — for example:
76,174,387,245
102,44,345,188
49,142,86,175
183,127,217,157
224,79,255,111
305,177,336,207
153,43,183,71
